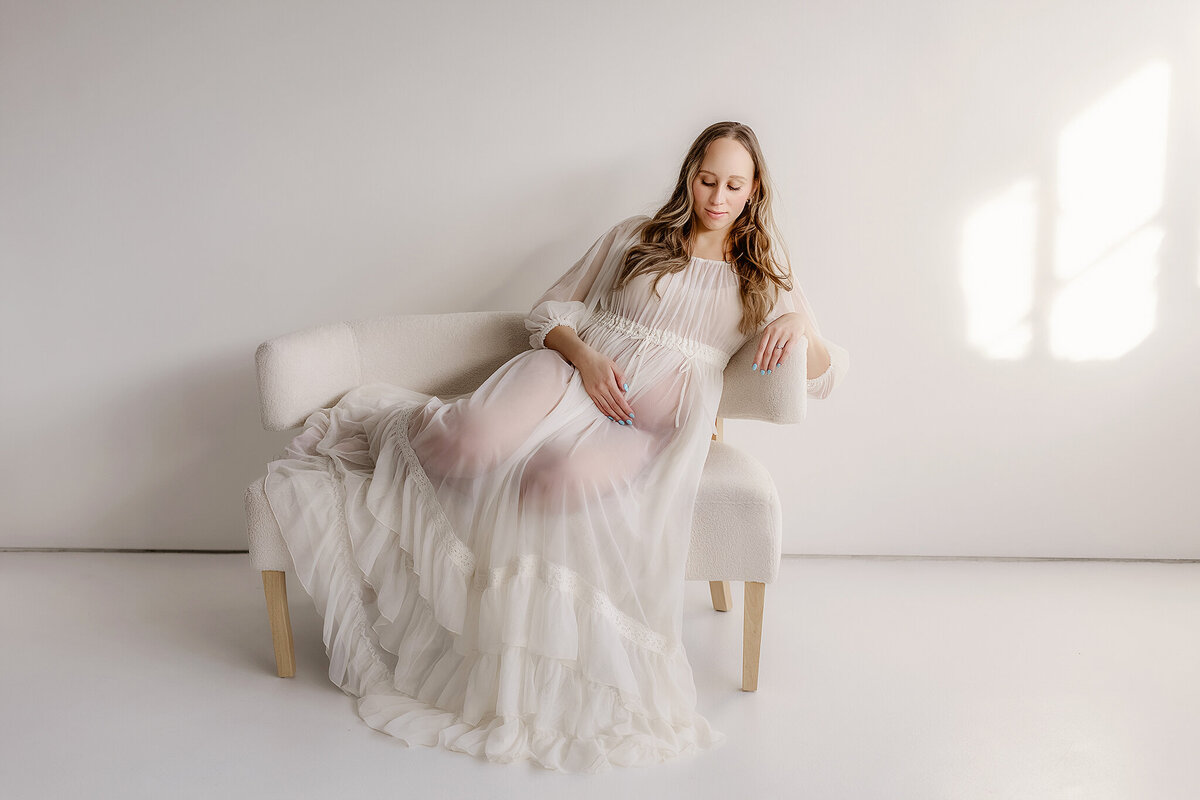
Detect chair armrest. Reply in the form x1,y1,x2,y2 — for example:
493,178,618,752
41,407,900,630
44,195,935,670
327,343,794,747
254,311,531,432
717,333,849,423
254,322,362,431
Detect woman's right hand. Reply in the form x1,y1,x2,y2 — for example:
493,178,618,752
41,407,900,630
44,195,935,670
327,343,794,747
574,347,636,425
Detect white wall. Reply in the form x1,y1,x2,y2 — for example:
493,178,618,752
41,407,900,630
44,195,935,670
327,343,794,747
2,0,1197,556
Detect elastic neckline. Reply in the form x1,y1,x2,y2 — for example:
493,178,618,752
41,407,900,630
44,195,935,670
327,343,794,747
690,255,732,265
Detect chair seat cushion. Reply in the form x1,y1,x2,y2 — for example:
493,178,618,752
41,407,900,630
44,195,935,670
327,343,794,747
684,441,783,583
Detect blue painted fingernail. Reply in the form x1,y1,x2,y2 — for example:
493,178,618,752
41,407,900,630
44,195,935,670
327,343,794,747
776,362,781,368
606,416,613,420
760,369,766,375
752,362,758,370
766,369,771,375
623,383,628,390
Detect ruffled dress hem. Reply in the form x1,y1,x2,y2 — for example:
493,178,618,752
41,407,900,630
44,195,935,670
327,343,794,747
263,382,727,774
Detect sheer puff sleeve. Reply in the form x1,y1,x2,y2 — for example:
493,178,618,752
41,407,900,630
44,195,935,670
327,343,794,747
524,214,646,350
803,336,849,399
763,267,850,401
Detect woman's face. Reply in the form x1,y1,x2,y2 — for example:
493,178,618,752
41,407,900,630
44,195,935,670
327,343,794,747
691,137,757,234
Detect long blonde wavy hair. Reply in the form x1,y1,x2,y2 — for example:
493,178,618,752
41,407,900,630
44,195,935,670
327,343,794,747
611,121,796,337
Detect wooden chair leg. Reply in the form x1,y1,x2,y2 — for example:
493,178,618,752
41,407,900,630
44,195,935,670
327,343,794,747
742,580,765,691
262,570,296,678
709,580,732,612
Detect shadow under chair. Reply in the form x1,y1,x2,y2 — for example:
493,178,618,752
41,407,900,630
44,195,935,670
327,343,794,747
244,310,844,691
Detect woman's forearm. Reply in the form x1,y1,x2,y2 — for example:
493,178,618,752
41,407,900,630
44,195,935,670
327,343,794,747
543,324,592,367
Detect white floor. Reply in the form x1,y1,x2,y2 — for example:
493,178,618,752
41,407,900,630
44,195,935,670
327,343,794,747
2,552,1197,800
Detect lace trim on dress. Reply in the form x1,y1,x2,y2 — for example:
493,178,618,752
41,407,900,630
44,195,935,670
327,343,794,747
589,308,729,370
381,403,677,656
325,458,399,676
389,406,478,575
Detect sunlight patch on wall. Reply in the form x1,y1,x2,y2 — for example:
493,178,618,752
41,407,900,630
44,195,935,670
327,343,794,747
1049,228,1163,361
1050,60,1169,361
961,178,1038,360
959,60,1170,363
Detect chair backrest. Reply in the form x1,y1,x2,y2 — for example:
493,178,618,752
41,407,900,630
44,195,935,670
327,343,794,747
254,311,812,431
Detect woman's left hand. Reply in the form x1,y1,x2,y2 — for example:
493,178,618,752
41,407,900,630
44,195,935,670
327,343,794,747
752,312,809,375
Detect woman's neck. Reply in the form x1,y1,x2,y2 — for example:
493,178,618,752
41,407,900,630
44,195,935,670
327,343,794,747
687,229,731,262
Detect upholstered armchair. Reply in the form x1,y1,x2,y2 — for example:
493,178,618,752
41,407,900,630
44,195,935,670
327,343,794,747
244,311,847,691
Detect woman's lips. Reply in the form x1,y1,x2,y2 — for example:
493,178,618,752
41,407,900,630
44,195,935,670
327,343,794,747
705,209,726,219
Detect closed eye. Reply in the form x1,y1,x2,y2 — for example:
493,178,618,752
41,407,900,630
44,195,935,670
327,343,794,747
700,180,743,191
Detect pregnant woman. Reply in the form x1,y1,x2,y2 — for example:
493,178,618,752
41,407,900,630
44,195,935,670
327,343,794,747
263,119,848,773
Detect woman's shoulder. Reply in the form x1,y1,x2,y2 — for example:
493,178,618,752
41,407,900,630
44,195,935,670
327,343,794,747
610,213,651,243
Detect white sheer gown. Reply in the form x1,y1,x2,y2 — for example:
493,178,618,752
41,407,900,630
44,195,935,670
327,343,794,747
262,213,843,773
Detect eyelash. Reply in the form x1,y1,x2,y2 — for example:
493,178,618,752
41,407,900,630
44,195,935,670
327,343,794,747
701,180,742,191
